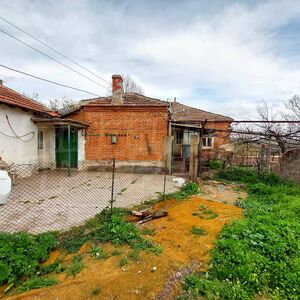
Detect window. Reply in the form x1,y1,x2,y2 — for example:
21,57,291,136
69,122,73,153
38,130,43,150
175,131,183,144
202,136,213,148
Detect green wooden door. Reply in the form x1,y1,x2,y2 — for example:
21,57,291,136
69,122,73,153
55,128,78,168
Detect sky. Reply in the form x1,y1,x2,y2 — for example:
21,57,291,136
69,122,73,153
1,0,300,119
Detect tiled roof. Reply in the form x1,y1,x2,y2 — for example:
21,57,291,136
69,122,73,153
0,84,57,116
171,102,233,122
79,92,168,107
66,92,233,122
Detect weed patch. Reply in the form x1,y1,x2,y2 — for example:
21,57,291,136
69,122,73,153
0,232,56,285
118,256,129,268
190,226,206,236
141,228,156,235
16,277,57,294
66,254,84,277
159,182,200,201
192,206,218,220
111,248,122,256
87,246,109,260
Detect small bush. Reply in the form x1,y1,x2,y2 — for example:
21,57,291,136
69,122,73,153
207,159,222,170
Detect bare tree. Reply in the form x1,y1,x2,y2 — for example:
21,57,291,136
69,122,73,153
48,97,79,115
122,74,145,94
239,99,300,154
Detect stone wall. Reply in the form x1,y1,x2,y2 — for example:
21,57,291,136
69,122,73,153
280,148,300,184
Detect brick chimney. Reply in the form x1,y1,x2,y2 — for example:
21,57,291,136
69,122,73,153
112,74,123,104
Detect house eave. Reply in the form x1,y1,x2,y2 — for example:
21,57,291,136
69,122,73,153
31,117,89,128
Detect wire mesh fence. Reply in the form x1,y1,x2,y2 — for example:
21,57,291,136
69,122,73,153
0,159,179,234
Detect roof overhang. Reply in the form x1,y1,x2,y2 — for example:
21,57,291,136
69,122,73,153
171,122,215,134
31,117,89,129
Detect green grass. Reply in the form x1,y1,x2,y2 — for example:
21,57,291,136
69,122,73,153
91,287,101,296
128,250,141,262
111,248,122,256
0,232,57,285
190,226,206,236
118,256,129,268
141,228,156,235
66,254,84,277
16,277,57,294
159,182,200,201
181,168,300,299
87,246,109,260
192,207,218,220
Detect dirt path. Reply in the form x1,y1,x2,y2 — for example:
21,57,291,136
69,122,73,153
6,191,244,300
200,180,247,204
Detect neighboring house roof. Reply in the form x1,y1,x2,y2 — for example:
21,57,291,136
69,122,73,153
170,102,233,122
0,84,57,117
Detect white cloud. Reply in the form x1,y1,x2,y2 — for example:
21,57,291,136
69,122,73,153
1,0,300,118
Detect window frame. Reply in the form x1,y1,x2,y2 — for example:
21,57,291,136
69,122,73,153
202,136,214,149
38,130,44,150
175,131,183,145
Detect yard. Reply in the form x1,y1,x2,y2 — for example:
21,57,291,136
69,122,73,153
0,168,299,299
1,183,243,299
0,169,179,233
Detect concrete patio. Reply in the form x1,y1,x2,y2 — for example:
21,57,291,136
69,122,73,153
0,169,179,234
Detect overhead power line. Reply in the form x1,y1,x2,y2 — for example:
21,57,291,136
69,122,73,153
0,16,111,86
0,64,100,97
0,28,111,93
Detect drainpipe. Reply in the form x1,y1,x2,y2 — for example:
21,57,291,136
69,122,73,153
67,124,71,176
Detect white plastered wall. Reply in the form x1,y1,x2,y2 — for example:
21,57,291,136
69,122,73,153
77,129,85,163
37,126,56,165
0,104,38,164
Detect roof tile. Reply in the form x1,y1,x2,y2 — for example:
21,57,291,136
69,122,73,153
0,84,57,116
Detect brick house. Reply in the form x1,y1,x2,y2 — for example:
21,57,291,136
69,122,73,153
170,101,233,172
65,75,233,174
65,75,169,170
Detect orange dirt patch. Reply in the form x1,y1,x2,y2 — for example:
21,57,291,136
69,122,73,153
5,196,243,300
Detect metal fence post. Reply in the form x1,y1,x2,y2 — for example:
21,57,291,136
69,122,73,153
110,157,116,214
67,124,71,177
163,154,167,201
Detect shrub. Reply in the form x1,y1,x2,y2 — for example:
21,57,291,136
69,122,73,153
218,167,259,183
207,159,222,170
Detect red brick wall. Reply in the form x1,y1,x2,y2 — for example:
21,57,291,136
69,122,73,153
68,106,168,161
